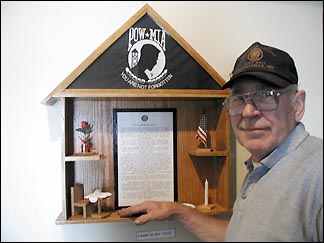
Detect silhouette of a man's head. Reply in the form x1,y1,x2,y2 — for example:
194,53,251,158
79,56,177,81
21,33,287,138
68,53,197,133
131,44,161,80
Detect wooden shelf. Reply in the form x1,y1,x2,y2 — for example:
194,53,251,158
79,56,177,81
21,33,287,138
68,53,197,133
56,211,134,225
65,152,101,162
55,204,232,225
57,89,229,99
189,150,228,157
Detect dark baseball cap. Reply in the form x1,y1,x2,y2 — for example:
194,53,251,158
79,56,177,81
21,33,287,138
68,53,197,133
222,42,298,89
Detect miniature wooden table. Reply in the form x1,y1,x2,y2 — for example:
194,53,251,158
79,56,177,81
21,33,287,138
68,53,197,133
84,189,111,219
91,197,110,219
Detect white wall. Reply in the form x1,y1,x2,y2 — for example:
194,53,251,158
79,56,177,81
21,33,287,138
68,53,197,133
1,1,322,241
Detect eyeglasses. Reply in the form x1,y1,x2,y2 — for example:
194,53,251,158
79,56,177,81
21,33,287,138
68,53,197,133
223,85,297,116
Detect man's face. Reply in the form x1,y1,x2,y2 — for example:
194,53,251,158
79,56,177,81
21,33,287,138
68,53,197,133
229,78,297,162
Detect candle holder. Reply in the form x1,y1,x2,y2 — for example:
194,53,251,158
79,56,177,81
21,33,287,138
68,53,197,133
198,203,215,211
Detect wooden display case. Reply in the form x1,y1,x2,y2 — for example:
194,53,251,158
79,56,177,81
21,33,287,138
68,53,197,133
42,4,232,225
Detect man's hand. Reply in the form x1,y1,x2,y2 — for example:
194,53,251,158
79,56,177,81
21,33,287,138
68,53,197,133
117,200,179,225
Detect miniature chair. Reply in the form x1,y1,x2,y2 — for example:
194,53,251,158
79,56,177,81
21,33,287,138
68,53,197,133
70,184,89,218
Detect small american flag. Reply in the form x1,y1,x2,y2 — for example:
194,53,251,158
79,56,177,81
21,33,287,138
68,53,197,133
195,108,208,148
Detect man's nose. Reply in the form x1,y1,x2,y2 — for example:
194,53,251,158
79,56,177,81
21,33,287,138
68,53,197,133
242,100,261,117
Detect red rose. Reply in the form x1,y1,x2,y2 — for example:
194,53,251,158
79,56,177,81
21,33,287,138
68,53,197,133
81,121,88,129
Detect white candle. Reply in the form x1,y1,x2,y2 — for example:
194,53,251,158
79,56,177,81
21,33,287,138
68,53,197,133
204,179,208,206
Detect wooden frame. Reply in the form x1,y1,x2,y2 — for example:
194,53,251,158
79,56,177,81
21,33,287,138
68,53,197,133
42,4,232,225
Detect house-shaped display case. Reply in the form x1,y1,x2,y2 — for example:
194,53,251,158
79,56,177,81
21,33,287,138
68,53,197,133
42,4,232,224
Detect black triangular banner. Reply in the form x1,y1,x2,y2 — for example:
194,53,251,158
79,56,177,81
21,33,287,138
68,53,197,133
68,14,221,90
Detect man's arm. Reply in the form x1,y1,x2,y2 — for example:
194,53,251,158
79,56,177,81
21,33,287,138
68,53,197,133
117,200,229,242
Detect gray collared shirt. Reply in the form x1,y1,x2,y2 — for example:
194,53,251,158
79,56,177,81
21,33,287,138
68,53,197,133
226,123,323,242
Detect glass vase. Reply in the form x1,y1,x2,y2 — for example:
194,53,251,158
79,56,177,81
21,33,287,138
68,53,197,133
81,144,90,153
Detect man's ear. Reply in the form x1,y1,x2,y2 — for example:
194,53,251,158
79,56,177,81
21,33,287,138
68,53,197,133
293,90,306,122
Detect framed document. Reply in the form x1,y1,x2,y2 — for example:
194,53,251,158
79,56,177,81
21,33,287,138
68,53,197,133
113,108,177,208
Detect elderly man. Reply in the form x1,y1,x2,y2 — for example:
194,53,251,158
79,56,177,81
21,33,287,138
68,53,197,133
118,42,323,242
